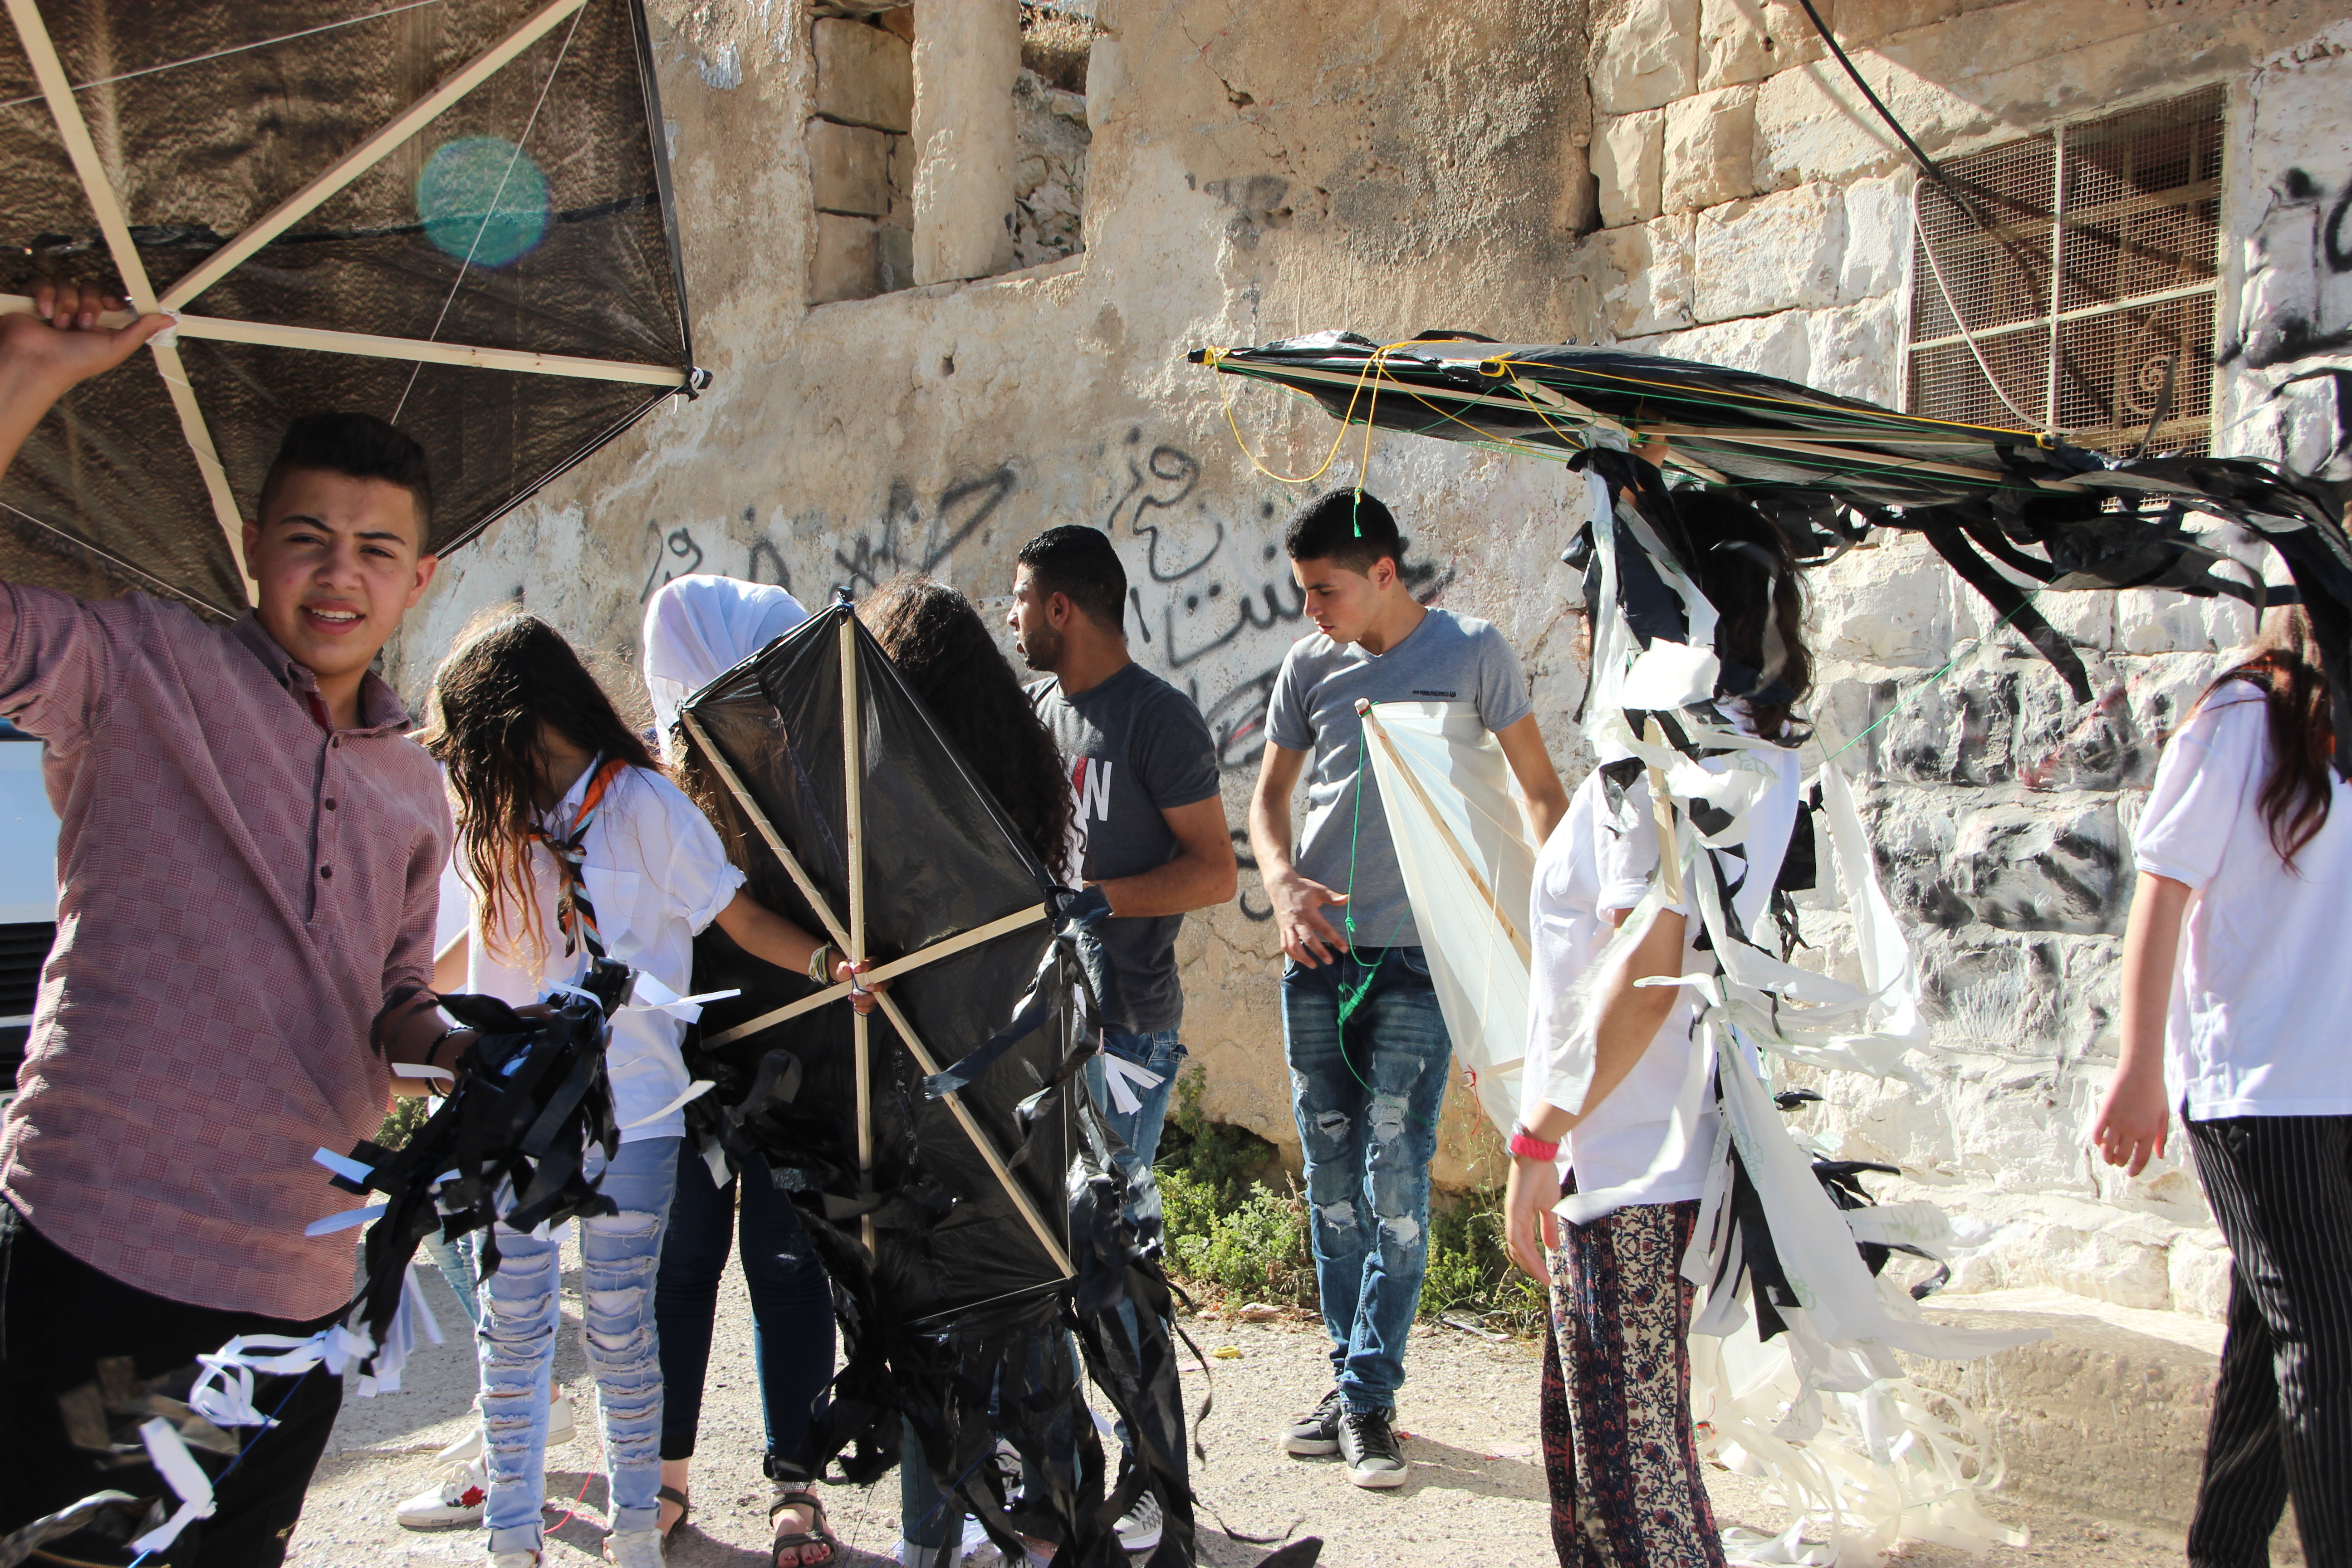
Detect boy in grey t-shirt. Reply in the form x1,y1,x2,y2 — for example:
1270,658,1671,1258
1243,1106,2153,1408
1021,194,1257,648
1248,489,1568,1489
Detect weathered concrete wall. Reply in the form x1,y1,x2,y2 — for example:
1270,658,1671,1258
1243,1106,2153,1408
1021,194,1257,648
386,0,1597,1191
386,1,2352,1307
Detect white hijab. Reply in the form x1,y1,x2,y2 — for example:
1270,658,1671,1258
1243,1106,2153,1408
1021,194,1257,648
642,573,808,760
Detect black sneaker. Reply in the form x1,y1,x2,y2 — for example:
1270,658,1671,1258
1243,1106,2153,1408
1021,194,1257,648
1337,1406,1408,1489
1280,1387,1346,1455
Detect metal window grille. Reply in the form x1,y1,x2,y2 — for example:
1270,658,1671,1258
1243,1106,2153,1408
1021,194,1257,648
1906,86,2224,456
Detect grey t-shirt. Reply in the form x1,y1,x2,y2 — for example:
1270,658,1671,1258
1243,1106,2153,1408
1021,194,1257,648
1028,662,1221,1033
1264,608,1534,949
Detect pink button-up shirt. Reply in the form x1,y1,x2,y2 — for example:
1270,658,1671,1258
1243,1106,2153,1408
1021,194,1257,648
0,584,450,1319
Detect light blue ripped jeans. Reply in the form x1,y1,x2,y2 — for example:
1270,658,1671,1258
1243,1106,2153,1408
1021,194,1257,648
1280,948,1452,1416
479,1135,679,1555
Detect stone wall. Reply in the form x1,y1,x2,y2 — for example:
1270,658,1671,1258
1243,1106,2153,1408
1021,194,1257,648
384,0,2352,1314
1571,0,2352,1318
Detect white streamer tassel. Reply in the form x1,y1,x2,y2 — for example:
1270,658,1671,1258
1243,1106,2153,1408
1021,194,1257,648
626,971,740,1022
1098,1052,1164,1115
128,1419,214,1553
620,1078,717,1130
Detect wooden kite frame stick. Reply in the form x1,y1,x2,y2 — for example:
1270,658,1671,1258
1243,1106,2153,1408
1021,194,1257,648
702,904,1046,1047
838,616,874,1255
5,0,255,600
1642,717,1687,907
1357,701,1532,966
677,699,1074,1278
157,0,590,313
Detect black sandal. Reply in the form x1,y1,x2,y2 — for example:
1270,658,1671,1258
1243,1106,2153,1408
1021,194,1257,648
657,1485,691,1545
769,1487,841,1566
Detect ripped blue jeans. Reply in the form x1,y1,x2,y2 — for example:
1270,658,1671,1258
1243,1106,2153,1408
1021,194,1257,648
1280,948,1452,1415
479,1135,679,1554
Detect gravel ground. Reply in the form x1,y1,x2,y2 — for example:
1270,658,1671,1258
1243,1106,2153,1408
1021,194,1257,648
289,1242,2192,1568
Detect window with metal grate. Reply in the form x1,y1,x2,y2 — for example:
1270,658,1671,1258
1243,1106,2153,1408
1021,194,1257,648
1905,86,2224,457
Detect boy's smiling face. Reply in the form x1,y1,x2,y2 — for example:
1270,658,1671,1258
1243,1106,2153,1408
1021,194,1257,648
243,468,437,702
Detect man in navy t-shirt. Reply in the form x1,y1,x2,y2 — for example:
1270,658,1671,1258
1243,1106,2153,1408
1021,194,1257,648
1009,524,1235,1547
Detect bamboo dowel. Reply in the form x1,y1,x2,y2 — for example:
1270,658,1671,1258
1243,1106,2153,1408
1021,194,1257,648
157,0,590,312
702,903,1047,1047
0,296,691,387
1642,718,1686,907
839,615,874,1255
5,0,254,599
1358,702,1531,966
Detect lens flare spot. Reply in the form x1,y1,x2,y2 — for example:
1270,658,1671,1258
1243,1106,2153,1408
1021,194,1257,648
416,136,550,269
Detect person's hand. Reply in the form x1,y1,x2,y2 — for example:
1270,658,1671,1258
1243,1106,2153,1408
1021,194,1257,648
1,282,172,395
835,956,887,1015
1267,868,1349,967
1504,1154,1562,1283
2089,1062,2170,1176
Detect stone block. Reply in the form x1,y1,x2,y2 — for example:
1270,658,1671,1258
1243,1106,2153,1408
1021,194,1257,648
1947,797,2127,935
812,18,913,133
1631,306,1811,383
1594,213,1694,338
808,212,881,304
1906,1290,2223,1529
1690,182,1844,322
913,0,1020,284
1837,172,1909,302
1815,534,1953,668
1698,0,1822,89
1803,296,1901,405
1661,85,1756,214
807,119,891,217
1590,0,1698,114
1592,110,1664,227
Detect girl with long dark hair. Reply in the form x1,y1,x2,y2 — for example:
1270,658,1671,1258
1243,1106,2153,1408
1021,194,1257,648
417,612,869,1568
1506,490,1812,1568
2092,604,2352,1565
857,573,1075,1568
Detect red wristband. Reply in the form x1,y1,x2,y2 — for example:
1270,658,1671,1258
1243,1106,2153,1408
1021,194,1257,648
1508,1127,1560,1162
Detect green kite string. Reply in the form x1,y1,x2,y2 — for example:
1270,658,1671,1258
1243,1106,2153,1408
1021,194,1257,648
1826,589,2044,761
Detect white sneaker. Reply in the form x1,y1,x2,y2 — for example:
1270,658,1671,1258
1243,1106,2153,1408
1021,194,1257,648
431,1392,575,1467
397,1456,488,1529
1115,1490,1163,1551
603,1526,665,1566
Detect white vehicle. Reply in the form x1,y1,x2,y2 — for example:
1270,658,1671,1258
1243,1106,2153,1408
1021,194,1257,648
0,717,58,1093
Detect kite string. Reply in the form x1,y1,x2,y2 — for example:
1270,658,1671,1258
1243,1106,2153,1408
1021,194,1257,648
0,1,447,113
1825,588,2043,761
390,0,586,424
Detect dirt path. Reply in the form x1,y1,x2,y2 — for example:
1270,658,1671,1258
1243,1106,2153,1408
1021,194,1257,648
289,1248,2187,1567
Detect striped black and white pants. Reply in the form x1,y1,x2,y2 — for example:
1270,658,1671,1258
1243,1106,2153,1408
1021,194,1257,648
2184,1112,2352,1568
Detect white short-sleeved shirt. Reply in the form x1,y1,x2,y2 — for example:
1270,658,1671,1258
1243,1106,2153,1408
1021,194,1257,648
1524,723,1801,1205
461,761,745,1141
2134,686,2352,1119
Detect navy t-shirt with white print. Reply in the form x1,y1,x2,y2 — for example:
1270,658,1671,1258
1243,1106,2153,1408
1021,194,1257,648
1028,662,1222,1033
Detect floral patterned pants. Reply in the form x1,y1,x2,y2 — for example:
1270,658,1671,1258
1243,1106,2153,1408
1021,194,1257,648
1540,1198,1723,1568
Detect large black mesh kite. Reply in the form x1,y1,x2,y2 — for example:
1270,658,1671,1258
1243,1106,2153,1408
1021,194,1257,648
0,0,697,615
674,599,1223,1568
1194,332,2352,769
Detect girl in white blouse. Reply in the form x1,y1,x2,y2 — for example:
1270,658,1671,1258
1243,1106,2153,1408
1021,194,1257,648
2092,605,2352,1566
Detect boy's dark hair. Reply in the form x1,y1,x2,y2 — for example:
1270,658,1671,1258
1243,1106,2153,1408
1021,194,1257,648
1284,488,1405,575
258,412,434,539
1015,524,1127,631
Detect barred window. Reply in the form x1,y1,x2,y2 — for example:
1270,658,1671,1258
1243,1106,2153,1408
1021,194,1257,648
1905,87,2224,456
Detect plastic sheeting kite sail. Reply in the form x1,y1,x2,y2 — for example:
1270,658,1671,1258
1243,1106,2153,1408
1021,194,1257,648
674,598,1213,1568
1193,332,2352,772
0,0,699,616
